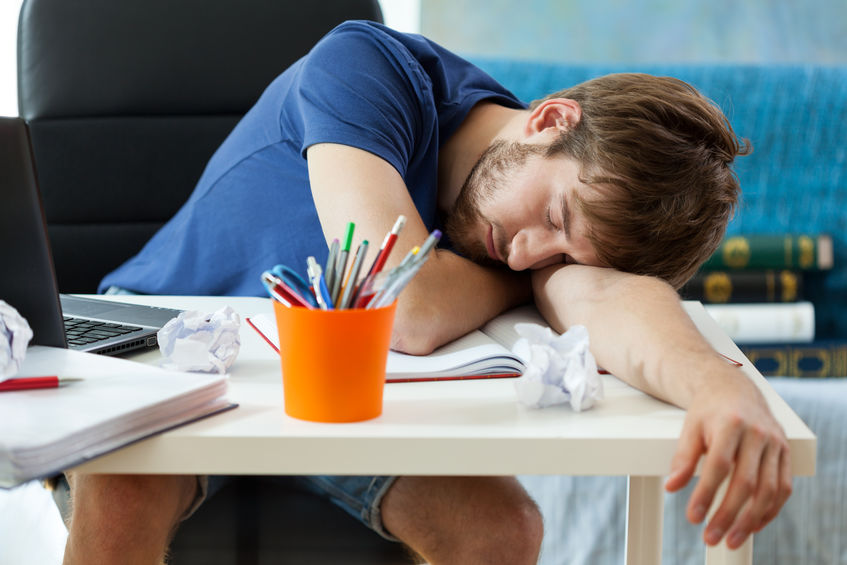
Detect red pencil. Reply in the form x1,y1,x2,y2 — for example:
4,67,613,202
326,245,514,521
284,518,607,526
0,376,83,392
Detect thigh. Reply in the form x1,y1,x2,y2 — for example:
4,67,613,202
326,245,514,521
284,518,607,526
380,476,543,562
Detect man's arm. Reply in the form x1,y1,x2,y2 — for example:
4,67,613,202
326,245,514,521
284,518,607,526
307,143,531,354
532,264,792,549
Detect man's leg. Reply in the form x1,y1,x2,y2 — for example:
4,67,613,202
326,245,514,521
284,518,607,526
381,476,544,565
62,472,198,565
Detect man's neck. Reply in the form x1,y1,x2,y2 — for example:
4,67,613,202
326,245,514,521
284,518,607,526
437,102,525,212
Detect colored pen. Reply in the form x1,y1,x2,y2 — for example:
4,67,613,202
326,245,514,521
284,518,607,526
397,245,420,269
324,238,340,293
411,229,442,265
307,256,333,310
332,222,356,305
369,231,440,308
369,252,431,309
339,239,369,309
0,376,83,392
261,271,315,309
365,215,406,277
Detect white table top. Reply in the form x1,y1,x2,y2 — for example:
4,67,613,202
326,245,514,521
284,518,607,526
73,295,816,478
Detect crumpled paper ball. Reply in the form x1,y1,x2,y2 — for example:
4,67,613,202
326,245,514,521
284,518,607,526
0,300,34,379
511,323,603,412
157,306,241,373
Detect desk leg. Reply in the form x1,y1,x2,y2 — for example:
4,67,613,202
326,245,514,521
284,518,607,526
704,480,753,565
624,475,664,565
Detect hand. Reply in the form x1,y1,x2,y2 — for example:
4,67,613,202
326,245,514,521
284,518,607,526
664,369,792,549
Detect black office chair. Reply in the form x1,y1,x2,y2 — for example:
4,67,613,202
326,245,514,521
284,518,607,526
18,0,417,562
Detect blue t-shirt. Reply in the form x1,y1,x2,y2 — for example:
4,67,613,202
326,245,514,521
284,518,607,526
99,21,524,296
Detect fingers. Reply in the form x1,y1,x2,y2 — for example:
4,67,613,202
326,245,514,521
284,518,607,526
754,446,793,532
665,416,705,494
701,424,767,545
684,417,743,525
694,425,792,549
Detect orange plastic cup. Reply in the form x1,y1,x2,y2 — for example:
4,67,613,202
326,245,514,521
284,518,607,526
272,300,396,422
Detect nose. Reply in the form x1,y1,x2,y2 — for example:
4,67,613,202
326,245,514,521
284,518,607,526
507,228,564,271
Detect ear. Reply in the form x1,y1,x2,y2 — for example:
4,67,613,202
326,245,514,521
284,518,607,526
524,98,582,138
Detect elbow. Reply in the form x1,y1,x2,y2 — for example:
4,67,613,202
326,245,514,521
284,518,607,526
389,301,451,356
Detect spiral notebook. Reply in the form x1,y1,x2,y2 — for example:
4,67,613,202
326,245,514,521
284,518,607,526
246,306,548,382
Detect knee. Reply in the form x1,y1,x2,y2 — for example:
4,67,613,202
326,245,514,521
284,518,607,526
69,473,196,526
490,496,544,563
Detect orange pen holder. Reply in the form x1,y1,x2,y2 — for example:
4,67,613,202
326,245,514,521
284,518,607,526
272,300,396,423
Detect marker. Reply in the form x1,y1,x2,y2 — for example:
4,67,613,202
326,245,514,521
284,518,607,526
332,222,355,305
339,239,369,309
0,376,83,392
307,256,333,310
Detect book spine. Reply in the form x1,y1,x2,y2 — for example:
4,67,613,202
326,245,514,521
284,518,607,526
739,340,847,377
701,234,833,270
703,302,815,344
680,270,802,303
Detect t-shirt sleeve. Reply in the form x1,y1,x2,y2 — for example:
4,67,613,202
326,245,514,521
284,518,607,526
287,22,430,178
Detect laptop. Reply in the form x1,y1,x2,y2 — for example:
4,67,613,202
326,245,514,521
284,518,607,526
0,117,181,355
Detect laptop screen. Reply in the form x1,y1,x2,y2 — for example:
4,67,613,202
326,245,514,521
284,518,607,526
0,117,67,348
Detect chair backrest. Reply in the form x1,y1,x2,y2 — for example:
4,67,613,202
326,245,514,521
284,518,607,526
17,0,383,293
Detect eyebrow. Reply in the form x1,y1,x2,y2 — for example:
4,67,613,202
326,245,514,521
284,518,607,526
560,193,572,240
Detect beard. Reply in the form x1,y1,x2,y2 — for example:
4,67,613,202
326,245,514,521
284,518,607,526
445,140,546,268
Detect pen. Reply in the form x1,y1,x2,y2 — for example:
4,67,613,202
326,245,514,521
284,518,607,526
261,271,315,309
0,376,83,392
397,245,420,269
339,239,369,309
411,229,441,265
369,252,431,309
365,215,406,278
324,238,340,293
307,256,333,310
369,231,440,309
332,222,355,305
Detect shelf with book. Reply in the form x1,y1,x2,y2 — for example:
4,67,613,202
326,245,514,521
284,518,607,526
703,302,815,345
739,339,847,378
680,269,802,303
701,233,832,271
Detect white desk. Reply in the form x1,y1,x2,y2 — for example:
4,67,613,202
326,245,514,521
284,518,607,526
73,296,816,565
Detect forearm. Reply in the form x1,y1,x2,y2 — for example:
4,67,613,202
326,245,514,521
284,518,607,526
531,264,731,408
393,250,531,354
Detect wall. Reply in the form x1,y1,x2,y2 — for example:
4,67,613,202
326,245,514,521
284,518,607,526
421,0,846,63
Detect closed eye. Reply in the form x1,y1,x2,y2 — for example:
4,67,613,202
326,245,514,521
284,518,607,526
545,207,558,231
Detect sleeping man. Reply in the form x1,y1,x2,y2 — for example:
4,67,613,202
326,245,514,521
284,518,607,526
62,21,791,565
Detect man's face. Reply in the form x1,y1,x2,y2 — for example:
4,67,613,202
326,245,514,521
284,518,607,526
446,140,602,271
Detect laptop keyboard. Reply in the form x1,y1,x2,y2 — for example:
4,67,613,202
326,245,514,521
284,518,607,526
63,316,144,347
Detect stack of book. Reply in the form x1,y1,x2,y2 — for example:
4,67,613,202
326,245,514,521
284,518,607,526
681,233,844,378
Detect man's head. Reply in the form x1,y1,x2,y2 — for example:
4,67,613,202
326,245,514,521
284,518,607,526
446,73,749,289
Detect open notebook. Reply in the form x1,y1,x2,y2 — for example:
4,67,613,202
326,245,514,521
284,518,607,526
247,305,547,382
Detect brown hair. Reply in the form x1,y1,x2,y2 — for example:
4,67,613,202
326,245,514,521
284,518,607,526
532,73,749,289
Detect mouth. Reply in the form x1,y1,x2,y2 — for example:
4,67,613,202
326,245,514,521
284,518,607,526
486,225,502,263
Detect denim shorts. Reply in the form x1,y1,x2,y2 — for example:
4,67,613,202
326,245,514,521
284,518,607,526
185,475,399,541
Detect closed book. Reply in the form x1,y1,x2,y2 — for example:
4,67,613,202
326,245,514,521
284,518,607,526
701,234,833,270
680,269,802,303
703,301,815,344
739,340,847,377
